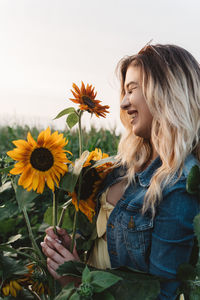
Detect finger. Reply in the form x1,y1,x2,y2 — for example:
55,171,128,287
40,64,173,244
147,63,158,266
51,240,75,261
47,264,60,280
41,242,66,264
72,246,80,261
44,235,62,250
56,227,71,249
47,257,60,273
45,227,59,240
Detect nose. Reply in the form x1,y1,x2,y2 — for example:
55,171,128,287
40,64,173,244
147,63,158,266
120,94,131,110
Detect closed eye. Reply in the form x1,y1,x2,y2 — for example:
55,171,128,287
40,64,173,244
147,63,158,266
127,86,137,94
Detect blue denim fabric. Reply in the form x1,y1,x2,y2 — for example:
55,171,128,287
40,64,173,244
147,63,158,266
97,154,200,300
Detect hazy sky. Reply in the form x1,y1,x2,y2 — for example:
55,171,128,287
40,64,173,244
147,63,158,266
0,0,200,133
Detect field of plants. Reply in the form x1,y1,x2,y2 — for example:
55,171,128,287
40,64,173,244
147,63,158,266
0,124,125,300
0,124,120,242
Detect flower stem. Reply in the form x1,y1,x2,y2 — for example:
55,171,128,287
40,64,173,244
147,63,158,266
57,199,72,228
22,207,44,262
70,111,83,253
78,111,83,157
52,191,58,233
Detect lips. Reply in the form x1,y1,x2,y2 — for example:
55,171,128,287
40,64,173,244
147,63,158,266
128,110,138,124
128,110,138,118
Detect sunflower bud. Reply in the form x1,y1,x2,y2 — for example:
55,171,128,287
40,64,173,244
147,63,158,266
77,282,94,299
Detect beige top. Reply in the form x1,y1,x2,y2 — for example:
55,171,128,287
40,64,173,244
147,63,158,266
87,188,114,269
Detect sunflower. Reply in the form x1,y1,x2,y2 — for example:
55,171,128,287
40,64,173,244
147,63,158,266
84,148,109,167
71,149,113,222
69,81,109,118
17,263,50,296
2,280,22,297
7,127,72,194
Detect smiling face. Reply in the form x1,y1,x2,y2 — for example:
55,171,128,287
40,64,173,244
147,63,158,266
120,64,153,139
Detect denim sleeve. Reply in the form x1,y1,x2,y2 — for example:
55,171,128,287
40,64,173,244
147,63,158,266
149,186,199,300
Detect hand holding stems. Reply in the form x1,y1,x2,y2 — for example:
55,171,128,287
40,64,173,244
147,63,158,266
41,226,80,287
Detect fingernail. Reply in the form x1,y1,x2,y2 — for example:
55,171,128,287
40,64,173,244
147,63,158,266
46,235,53,242
40,242,45,247
55,239,62,244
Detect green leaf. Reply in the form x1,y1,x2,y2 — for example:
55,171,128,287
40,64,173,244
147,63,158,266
88,271,122,292
0,245,37,261
0,253,27,280
69,292,80,300
0,181,15,200
177,263,197,281
100,267,160,300
186,165,200,195
77,210,96,238
67,113,79,129
6,234,22,244
0,218,16,234
189,290,200,300
15,183,38,212
43,205,74,231
111,278,160,300
0,165,13,173
57,261,85,277
194,214,200,248
76,236,94,253
0,198,19,221
60,151,90,193
93,291,115,300
82,265,91,282
54,107,76,120
55,282,75,300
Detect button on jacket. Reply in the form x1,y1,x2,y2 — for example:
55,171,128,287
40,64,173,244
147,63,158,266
97,154,200,300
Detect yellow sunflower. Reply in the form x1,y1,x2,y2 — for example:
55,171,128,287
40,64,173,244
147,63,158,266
7,127,72,194
71,149,113,223
2,280,22,298
84,148,109,167
17,263,50,296
71,191,96,223
69,81,109,118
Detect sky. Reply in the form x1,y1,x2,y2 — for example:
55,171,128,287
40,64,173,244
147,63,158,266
0,0,200,133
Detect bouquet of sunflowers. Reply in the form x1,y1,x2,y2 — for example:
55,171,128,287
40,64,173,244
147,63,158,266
0,82,120,300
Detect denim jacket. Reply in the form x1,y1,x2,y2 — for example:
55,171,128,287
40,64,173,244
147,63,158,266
97,154,200,300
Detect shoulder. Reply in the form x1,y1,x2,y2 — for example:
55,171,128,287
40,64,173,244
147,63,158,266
182,153,200,178
160,154,200,221
163,154,200,193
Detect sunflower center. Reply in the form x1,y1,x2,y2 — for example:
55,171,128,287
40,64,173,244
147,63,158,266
82,96,95,108
30,147,54,171
75,167,100,200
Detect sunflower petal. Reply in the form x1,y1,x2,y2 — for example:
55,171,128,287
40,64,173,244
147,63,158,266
37,175,45,193
27,132,37,147
46,173,55,191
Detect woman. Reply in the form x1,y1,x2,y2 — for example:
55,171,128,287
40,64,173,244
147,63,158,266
41,44,200,299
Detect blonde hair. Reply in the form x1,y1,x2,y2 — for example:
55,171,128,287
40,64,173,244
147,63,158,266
116,44,200,217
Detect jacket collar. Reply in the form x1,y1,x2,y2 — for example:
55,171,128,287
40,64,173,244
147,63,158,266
136,156,162,187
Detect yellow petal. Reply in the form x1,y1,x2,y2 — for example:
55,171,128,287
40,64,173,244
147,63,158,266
32,172,40,191
2,284,10,296
27,132,37,147
18,166,34,187
36,175,45,193
37,130,45,146
45,173,55,191
9,281,17,297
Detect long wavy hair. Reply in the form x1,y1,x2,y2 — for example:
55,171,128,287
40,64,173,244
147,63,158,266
116,44,200,216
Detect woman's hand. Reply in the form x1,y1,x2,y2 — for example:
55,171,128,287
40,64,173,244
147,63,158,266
41,226,80,287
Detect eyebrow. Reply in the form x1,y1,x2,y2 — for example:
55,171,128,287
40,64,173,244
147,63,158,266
125,81,138,90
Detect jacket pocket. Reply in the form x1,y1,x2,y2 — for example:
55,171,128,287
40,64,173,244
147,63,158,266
120,207,153,272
